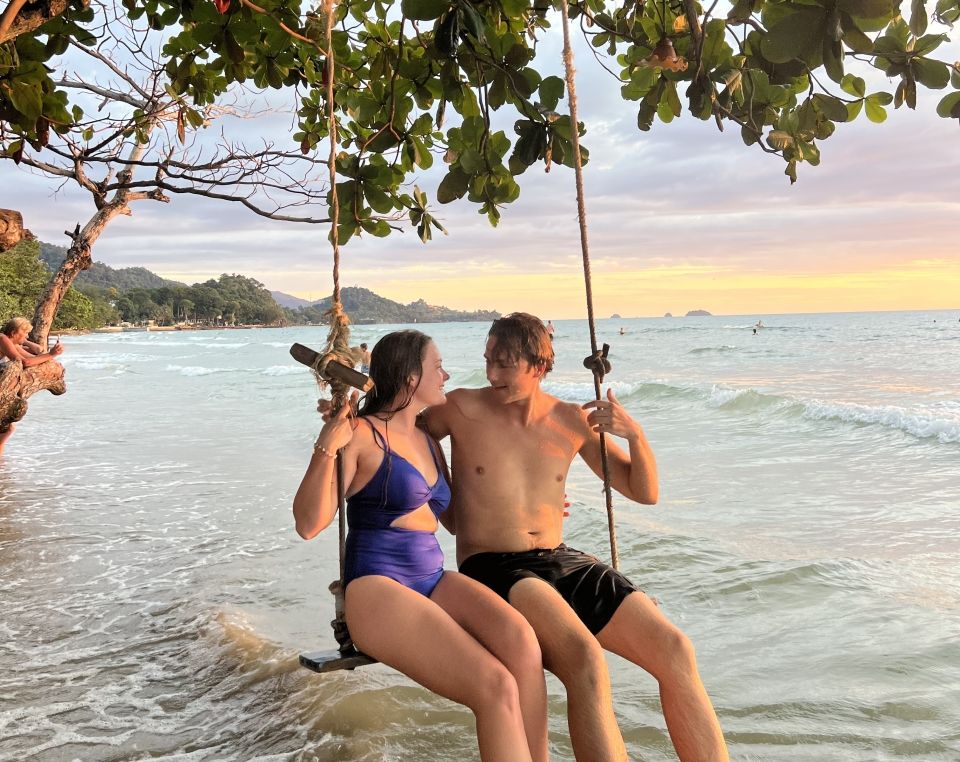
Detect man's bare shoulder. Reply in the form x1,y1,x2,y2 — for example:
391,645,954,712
445,387,492,419
544,394,592,432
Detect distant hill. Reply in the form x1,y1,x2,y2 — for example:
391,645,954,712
271,290,313,309
37,242,498,324
302,286,499,324
39,243,186,292
686,309,713,317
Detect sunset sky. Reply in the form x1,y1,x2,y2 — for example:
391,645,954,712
3,28,958,319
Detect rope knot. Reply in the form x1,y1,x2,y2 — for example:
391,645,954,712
582,343,612,382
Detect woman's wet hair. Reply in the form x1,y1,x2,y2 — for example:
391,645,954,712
360,330,432,418
487,313,554,375
1,317,31,337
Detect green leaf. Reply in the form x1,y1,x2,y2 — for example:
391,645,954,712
837,0,894,20
846,99,864,119
8,83,43,122
637,101,656,132
785,159,797,184
436,167,469,203
767,129,794,150
361,218,392,237
813,94,849,121
914,33,949,56
823,38,844,82
538,76,564,111
459,147,485,173
799,141,821,165
935,90,960,118
665,81,682,118
913,58,950,89
728,0,756,22
839,14,875,53
864,98,887,122
761,9,828,64
459,2,486,42
700,19,729,68
909,0,928,36
840,74,867,97
500,0,528,17
401,0,450,21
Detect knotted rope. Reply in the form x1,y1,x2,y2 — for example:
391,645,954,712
312,0,358,653
559,0,619,569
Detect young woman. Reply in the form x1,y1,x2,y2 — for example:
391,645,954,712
293,330,547,762
0,317,65,455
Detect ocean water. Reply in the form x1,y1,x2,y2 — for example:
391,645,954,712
1,311,958,761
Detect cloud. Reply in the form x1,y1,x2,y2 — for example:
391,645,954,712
2,25,958,316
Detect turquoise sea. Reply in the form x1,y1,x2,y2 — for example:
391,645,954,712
1,311,958,761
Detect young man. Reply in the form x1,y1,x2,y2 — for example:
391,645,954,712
424,312,728,762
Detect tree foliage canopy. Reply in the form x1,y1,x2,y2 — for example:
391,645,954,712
2,0,958,241
0,239,106,329
113,273,286,324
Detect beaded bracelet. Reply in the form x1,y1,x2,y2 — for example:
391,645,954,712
313,439,338,458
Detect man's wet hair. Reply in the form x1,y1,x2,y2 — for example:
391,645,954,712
487,313,555,375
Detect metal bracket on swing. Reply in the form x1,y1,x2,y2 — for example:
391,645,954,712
290,342,375,393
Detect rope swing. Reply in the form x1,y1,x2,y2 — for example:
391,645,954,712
293,0,377,673
296,0,620,673
559,0,620,570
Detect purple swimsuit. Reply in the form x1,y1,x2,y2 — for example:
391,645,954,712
344,419,451,597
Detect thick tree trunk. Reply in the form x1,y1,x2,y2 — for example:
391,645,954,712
0,0,89,45
0,208,28,252
0,360,66,432
30,202,128,346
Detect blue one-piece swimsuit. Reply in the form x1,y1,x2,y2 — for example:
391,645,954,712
344,419,452,597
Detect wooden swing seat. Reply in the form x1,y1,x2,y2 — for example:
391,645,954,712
300,649,378,673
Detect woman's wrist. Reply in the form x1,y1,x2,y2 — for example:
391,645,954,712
313,437,338,458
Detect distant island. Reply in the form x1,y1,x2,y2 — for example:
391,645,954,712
31,242,499,329
685,309,713,317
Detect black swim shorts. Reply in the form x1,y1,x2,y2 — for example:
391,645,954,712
459,544,640,635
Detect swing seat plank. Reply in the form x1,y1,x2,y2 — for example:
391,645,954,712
300,649,378,673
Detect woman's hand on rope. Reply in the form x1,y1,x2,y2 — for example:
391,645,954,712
582,388,642,441
314,390,360,455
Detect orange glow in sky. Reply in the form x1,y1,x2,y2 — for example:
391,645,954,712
326,257,960,318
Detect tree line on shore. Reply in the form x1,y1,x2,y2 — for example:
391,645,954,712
2,240,498,329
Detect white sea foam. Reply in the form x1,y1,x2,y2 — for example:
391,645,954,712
183,341,251,349
708,386,749,406
261,365,301,376
800,400,960,443
165,364,233,376
542,379,640,402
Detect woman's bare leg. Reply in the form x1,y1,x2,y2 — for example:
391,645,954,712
431,571,549,762
346,576,533,762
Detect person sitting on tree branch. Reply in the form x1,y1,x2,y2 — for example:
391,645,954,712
0,317,65,455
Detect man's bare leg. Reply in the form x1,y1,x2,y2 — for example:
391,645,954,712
509,578,628,762
597,592,729,762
